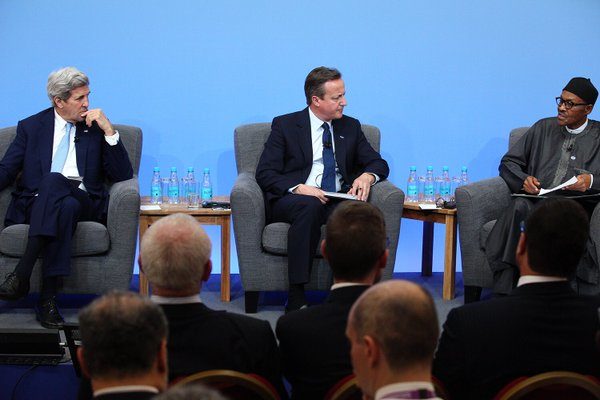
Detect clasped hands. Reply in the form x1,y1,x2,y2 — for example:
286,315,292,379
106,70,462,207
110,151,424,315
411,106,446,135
292,172,375,203
522,174,591,194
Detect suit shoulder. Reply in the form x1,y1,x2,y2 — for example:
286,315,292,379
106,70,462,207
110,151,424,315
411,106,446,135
221,310,272,331
272,109,307,124
18,108,53,127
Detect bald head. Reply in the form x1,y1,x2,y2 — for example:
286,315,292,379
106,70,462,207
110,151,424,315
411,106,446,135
348,280,439,372
140,213,212,292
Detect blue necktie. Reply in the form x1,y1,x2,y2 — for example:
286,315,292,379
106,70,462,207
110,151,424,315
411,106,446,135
321,122,336,192
51,122,72,172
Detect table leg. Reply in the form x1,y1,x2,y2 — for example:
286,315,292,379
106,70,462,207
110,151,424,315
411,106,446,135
422,221,434,276
138,218,150,296
220,216,231,302
442,214,457,300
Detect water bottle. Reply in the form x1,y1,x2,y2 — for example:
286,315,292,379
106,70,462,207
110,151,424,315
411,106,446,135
168,167,179,204
150,167,162,204
460,166,469,187
201,168,212,201
440,166,451,201
186,167,197,196
406,166,418,203
424,166,435,203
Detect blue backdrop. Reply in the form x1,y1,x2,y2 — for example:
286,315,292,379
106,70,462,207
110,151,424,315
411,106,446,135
1,0,599,275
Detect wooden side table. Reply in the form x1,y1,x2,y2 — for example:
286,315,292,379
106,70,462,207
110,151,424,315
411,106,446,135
402,203,457,300
138,196,232,301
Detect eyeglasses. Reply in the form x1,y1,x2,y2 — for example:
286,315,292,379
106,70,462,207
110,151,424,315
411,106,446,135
555,96,589,110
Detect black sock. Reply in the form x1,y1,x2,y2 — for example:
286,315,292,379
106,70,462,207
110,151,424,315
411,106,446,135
14,237,45,281
40,276,59,301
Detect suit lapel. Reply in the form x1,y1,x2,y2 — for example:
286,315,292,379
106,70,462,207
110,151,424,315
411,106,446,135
297,108,313,168
74,122,89,175
39,109,55,173
332,118,348,179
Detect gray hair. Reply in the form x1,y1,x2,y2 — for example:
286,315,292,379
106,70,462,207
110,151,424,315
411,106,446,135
349,280,439,372
155,384,228,400
140,213,212,290
46,66,89,106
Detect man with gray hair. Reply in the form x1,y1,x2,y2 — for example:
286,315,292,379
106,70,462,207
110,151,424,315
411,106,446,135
78,291,168,399
0,67,132,328
346,280,442,400
139,213,286,397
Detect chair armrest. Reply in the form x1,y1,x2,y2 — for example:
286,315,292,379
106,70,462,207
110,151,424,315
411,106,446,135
107,177,141,240
231,172,266,252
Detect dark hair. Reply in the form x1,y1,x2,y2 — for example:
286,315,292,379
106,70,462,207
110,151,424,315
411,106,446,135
304,66,342,105
526,198,589,276
78,291,168,379
325,201,386,281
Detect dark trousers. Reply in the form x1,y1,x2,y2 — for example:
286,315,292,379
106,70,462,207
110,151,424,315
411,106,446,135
271,194,339,285
7,173,101,278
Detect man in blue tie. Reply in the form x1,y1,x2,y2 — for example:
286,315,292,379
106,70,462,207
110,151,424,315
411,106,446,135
256,66,389,312
0,67,133,328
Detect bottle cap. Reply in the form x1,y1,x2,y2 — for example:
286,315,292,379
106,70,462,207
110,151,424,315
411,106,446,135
461,166,468,172
187,167,194,172
427,165,433,170
153,167,160,172
410,166,417,171
171,167,177,172
204,168,210,173
442,166,449,171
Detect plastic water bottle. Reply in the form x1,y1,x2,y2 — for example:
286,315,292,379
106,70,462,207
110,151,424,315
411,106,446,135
186,167,197,197
406,166,418,203
150,167,162,204
201,168,212,201
440,166,451,201
424,166,435,203
460,166,469,187
168,167,179,204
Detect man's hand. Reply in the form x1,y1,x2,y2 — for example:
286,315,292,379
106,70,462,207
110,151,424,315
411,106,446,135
564,174,591,192
348,173,375,202
522,176,541,194
80,109,115,136
293,184,329,204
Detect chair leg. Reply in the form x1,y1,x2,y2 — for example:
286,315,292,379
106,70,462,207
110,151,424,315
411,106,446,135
464,285,482,303
245,291,260,313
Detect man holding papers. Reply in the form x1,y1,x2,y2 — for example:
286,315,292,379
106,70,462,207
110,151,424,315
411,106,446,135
486,77,599,294
256,67,388,311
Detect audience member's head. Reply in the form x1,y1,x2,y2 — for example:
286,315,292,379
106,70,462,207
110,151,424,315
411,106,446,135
47,66,89,107
323,201,388,284
77,291,169,392
154,384,228,400
346,280,439,398
140,213,212,295
518,198,589,277
304,66,342,106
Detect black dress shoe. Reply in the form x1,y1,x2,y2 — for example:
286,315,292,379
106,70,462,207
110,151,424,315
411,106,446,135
0,272,30,301
36,297,65,329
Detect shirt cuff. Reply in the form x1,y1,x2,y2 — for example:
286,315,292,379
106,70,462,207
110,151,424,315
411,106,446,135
590,174,594,189
289,184,300,193
369,173,380,185
104,130,120,146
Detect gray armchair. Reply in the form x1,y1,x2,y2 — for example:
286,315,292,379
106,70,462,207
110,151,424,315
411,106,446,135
456,126,600,301
0,124,142,294
231,123,404,313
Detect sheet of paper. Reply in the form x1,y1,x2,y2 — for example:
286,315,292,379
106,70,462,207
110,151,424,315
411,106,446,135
324,191,357,200
140,205,161,211
538,176,578,196
419,203,438,210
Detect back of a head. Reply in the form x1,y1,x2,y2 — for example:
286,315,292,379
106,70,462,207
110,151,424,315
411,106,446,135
78,291,168,380
526,198,589,277
140,213,212,290
350,280,439,372
325,201,387,281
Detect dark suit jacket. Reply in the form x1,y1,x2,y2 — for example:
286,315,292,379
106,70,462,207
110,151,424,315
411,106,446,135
432,282,600,400
256,108,389,207
276,285,369,400
160,303,287,398
0,107,133,224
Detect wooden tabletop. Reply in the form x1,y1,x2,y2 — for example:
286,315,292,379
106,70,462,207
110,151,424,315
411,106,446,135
140,195,231,215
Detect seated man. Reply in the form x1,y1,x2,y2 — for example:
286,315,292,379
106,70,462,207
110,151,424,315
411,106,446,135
486,77,599,294
0,67,133,327
346,280,442,400
78,291,168,399
434,198,600,399
139,213,287,397
256,66,389,311
276,201,388,399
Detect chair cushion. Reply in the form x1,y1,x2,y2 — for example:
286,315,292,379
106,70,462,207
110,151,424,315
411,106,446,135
262,222,325,256
480,220,497,250
0,222,110,257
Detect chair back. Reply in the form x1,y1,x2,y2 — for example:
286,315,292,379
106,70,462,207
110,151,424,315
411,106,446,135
508,127,529,150
493,371,600,400
324,375,362,400
114,124,143,174
173,369,280,400
233,122,381,174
